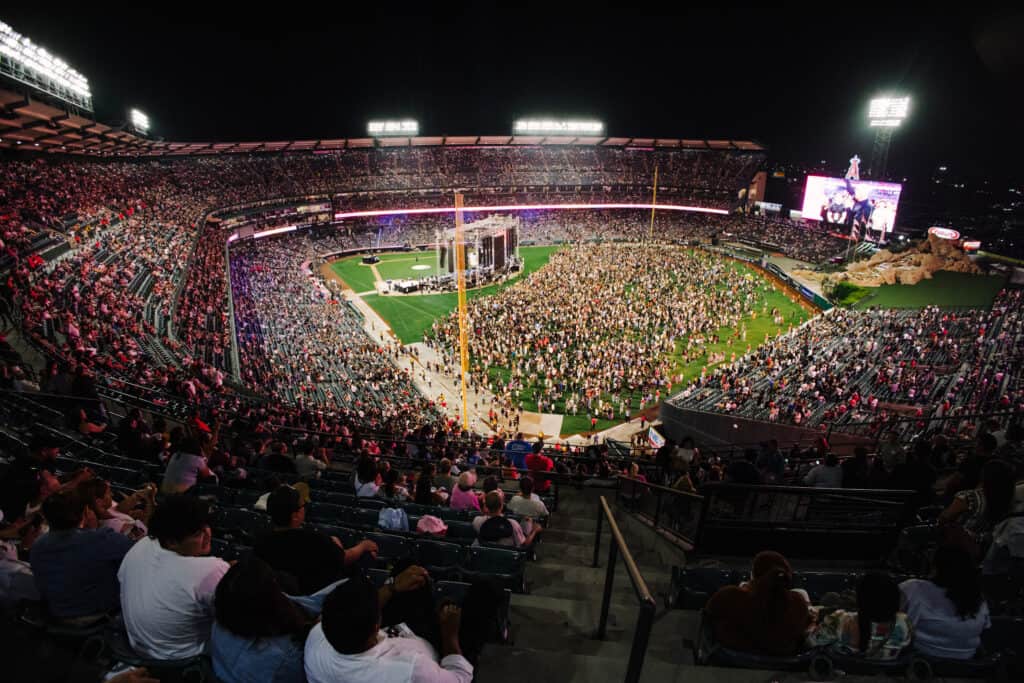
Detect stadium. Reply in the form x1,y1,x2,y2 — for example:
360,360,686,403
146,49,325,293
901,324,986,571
1,10,1023,683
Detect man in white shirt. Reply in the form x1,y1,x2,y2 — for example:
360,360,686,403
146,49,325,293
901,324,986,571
118,495,229,660
472,492,541,549
305,573,472,683
504,477,549,520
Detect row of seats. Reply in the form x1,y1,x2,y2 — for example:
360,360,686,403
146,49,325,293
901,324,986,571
690,609,1024,681
670,564,1024,617
210,526,528,593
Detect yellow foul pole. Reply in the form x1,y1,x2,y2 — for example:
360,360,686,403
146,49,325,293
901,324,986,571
454,193,470,431
648,164,659,239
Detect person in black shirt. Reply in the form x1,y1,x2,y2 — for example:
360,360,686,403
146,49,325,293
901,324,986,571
842,447,871,489
725,449,761,485
253,485,377,594
259,442,298,475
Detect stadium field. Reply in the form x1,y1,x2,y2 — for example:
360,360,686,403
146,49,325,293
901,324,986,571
852,270,1007,310
333,246,811,435
342,245,562,344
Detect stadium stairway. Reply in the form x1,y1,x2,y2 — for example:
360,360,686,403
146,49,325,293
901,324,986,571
477,485,710,682
477,485,987,683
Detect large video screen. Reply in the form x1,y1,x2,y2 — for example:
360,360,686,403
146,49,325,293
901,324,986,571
800,175,902,236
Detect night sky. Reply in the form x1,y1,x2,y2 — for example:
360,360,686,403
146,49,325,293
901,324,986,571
3,7,1022,183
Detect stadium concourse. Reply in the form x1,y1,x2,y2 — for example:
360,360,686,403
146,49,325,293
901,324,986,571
1,115,1023,681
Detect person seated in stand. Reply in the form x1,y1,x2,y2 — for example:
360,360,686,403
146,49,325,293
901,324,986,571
807,572,912,660
900,545,991,660
117,494,230,660
376,469,411,504
472,492,541,549
505,477,549,521
260,441,298,475
939,459,1015,548
211,556,337,683
29,488,135,622
254,485,378,595
304,572,473,683
293,439,328,480
705,550,812,656
354,457,380,498
161,430,215,495
78,478,155,541
433,459,457,494
524,444,554,493
803,452,843,488
449,471,481,512
725,449,761,485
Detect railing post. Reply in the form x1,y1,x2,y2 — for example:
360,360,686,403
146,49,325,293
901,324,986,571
596,531,618,640
653,486,661,528
625,601,655,683
592,499,604,568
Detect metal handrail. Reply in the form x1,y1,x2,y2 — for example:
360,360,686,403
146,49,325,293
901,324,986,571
615,475,704,547
592,495,656,683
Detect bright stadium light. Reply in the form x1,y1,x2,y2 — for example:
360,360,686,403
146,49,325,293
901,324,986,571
867,96,910,180
868,96,910,127
514,119,604,135
367,119,418,136
0,21,92,110
130,109,150,134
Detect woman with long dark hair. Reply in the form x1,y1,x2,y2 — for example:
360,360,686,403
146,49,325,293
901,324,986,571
900,545,990,660
939,459,1015,544
706,551,811,656
376,468,410,504
808,573,911,659
211,556,329,683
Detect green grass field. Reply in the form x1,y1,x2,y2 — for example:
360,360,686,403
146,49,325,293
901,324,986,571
852,270,1007,310
332,257,379,293
331,246,812,435
351,246,562,344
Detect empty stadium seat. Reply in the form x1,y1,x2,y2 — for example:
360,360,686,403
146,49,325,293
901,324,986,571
414,540,464,578
462,547,526,592
365,532,413,564
670,566,742,610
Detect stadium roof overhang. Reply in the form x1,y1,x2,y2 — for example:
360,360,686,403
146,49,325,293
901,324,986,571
0,86,766,157
0,89,156,155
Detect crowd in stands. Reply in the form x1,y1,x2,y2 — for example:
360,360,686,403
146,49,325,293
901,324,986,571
229,237,437,435
0,368,576,681
670,292,1024,438
320,209,848,265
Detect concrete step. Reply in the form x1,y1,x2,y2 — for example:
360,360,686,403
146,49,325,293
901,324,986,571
508,595,697,663
475,644,822,683
541,526,599,545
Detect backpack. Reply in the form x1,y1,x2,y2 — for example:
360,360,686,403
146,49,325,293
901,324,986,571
478,516,515,544
378,507,409,532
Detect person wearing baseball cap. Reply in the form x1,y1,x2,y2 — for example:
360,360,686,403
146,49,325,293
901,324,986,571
253,485,377,595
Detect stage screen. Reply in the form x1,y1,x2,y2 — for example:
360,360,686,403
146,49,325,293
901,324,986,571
800,175,903,236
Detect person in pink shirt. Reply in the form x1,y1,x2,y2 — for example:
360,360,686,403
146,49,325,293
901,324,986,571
449,472,481,512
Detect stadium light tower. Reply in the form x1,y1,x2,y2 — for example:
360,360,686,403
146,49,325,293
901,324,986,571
130,108,150,135
0,21,92,112
367,120,418,136
867,96,910,180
